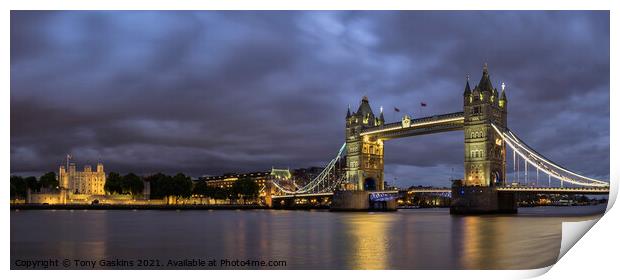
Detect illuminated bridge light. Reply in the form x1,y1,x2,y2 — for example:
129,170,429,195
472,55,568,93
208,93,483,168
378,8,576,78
491,123,609,189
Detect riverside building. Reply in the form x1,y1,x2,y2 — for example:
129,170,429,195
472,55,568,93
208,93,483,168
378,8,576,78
59,163,106,195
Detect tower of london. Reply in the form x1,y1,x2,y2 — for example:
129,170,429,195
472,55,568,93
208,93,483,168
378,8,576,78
59,162,106,195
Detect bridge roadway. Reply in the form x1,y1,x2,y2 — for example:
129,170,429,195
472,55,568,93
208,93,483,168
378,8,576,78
271,186,609,199
360,112,465,140
496,186,610,195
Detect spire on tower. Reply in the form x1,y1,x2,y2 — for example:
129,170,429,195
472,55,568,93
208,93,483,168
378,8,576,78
463,74,471,95
478,63,494,92
354,96,375,126
499,82,507,108
346,104,351,118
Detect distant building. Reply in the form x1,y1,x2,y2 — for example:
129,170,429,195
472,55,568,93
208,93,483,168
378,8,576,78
59,163,106,195
291,167,323,186
203,168,292,194
204,171,269,190
270,168,292,180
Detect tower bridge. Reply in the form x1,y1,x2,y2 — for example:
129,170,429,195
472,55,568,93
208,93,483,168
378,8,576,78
268,64,609,214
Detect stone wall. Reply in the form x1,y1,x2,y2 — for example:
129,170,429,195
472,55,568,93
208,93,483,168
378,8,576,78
27,193,64,204
331,190,370,211
450,186,517,214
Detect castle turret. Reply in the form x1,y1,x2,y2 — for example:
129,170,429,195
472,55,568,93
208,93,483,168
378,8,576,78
59,166,68,189
69,163,76,173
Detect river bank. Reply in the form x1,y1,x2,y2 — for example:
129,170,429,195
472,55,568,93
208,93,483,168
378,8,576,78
10,204,268,210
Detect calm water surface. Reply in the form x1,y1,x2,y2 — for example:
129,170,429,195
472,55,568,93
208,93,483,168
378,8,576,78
11,205,606,269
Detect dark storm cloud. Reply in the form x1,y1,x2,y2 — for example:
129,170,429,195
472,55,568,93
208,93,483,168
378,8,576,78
11,11,609,186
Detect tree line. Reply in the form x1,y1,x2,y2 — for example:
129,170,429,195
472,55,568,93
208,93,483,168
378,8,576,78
148,173,260,203
104,172,144,195
10,172,58,198
11,171,261,204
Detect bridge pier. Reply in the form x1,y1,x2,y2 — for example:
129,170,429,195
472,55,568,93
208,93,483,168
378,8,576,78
450,186,517,214
330,190,397,211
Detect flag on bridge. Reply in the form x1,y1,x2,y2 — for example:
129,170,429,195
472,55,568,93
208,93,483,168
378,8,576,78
420,102,427,107
394,107,400,112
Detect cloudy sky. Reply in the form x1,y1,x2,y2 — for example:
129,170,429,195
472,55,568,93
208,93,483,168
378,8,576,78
11,11,609,186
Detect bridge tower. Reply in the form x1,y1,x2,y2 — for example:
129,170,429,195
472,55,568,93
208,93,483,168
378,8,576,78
452,64,515,214
463,64,507,187
344,96,385,191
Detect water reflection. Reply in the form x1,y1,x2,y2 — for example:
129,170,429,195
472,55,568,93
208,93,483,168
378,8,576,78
343,213,396,269
454,214,580,269
11,206,605,269
461,217,482,268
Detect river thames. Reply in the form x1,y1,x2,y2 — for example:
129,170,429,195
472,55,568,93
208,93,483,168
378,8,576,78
10,205,606,269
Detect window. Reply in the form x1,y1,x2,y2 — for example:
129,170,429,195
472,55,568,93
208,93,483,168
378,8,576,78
470,150,485,158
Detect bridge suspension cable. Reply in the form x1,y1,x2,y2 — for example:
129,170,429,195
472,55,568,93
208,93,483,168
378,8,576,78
270,143,347,194
491,123,608,188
